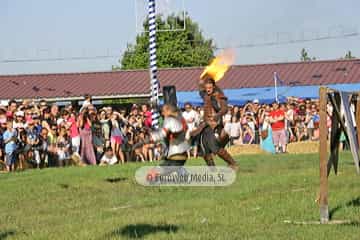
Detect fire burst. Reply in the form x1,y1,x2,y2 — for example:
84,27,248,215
200,49,236,82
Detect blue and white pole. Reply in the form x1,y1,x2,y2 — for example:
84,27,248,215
148,0,160,129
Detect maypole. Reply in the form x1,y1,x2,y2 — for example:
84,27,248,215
148,0,160,129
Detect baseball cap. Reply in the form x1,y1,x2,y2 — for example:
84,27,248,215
15,111,24,117
253,99,259,104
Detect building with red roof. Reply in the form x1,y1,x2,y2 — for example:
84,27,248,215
0,59,359,104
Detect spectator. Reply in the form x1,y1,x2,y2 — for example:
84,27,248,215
79,109,96,165
260,114,275,154
16,131,27,169
269,102,287,153
65,109,80,154
50,104,59,125
38,128,49,168
182,103,200,158
7,100,18,118
3,119,18,172
48,123,58,165
81,94,92,111
99,147,118,166
228,116,242,146
92,122,105,164
110,112,125,164
99,110,110,148
56,126,71,167
242,124,254,144
141,104,152,128
26,119,40,168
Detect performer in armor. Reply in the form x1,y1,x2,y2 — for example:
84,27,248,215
151,104,190,166
192,76,238,170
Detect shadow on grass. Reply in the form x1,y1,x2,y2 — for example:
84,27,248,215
58,183,70,189
0,230,16,240
330,197,360,220
105,177,128,183
109,224,179,239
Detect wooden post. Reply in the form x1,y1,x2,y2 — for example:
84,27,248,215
356,93,360,147
319,86,329,223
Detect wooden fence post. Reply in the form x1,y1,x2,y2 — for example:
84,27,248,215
356,93,360,146
319,86,329,223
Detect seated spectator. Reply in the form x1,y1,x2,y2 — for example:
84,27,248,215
99,147,118,166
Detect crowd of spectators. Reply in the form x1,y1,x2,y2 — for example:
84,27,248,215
0,95,323,172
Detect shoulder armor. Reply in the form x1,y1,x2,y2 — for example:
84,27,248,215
163,116,183,133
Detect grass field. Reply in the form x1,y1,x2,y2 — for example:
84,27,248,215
0,152,359,240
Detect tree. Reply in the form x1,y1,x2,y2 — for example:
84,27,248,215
344,51,355,60
300,48,316,61
112,14,215,70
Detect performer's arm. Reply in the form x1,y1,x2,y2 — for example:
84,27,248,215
214,96,228,120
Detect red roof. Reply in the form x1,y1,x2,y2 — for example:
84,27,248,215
0,59,360,100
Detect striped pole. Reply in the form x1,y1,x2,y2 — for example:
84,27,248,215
148,0,160,129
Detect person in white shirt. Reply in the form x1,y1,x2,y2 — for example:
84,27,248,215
99,147,118,166
223,108,232,125
229,116,242,145
182,103,200,158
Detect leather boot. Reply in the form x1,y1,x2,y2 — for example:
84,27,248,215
203,154,216,166
218,131,230,149
216,148,238,170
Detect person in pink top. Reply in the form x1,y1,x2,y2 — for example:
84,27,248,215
141,104,152,128
63,110,80,154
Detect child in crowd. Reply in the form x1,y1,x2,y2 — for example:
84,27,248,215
3,120,18,172
56,127,71,167
99,147,118,166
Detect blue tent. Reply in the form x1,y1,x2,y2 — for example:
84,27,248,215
175,83,360,106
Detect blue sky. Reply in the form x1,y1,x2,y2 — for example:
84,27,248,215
0,0,359,74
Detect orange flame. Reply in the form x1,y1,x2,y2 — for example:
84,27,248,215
200,49,236,82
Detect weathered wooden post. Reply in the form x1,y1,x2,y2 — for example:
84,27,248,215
356,93,360,146
319,86,329,223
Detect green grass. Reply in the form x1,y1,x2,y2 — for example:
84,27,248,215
0,153,359,240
